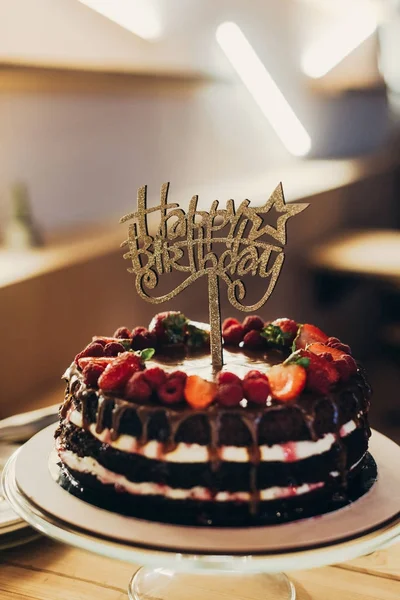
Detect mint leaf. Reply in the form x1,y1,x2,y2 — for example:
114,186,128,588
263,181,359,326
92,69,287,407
120,339,132,350
138,348,156,361
295,357,310,368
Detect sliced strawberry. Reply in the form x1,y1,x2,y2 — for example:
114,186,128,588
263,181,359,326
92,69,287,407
307,343,357,381
267,364,306,401
98,352,144,392
77,356,114,370
184,375,216,410
293,324,329,350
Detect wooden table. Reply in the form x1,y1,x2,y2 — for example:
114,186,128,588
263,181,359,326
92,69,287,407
1,537,399,599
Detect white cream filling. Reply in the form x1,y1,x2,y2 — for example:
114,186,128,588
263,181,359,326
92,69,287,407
66,408,357,464
57,445,325,502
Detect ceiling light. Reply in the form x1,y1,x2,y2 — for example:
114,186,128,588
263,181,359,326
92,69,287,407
216,22,311,157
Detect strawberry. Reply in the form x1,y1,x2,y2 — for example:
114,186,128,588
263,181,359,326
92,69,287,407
307,343,357,381
149,311,188,345
77,356,114,370
223,323,244,345
98,352,144,392
267,364,306,401
243,330,266,350
296,349,339,394
273,318,298,341
126,372,152,402
293,323,329,350
261,319,298,347
75,341,104,365
222,317,240,332
186,323,210,349
215,383,243,407
242,315,264,333
184,375,216,409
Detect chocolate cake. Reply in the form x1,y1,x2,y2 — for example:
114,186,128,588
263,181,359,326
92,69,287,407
55,312,372,526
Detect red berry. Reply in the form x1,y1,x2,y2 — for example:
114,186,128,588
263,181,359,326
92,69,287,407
217,371,242,387
92,338,107,347
158,376,185,405
222,317,240,332
104,342,125,357
243,377,270,404
75,341,104,365
98,352,144,392
131,327,157,351
215,383,243,407
299,350,339,395
326,337,352,355
268,364,306,401
273,318,298,341
223,323,244,346
143,367,167,390
113,327,132,339
77,356,114,370
243,330,265,350
294,324,328,350
125,372,152,402
307,343,357,381
244,370,269,382
82,363,105,387
242,315,264,333
168,370,187,384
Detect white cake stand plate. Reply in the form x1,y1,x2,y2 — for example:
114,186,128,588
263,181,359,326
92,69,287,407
3,426,400,600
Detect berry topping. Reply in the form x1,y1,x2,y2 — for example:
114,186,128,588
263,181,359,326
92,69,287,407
75,341,104,365
222,317,240,332
97,352,144,392
104,342,125,357
244,370,269,381
168,370,188,383
307,343,357,381
91,338,107,347
143,367,167,390
222,323,245,346
242,315,264,333
243,375,270,405
158,375,186,405
184,375,216,410
262,319,298,347
293,324,329,350
326,336,352,355
125,372,152,402
149,311,188,345
82,363,106,387
131,327,157,351
77,356,114,370
295,349,339,395
215,383,243,407
217,371,242,387
113,327,132,340
242,329,266,350
267,364,307,401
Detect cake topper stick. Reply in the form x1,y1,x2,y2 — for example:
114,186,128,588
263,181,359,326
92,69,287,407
120,183,308,370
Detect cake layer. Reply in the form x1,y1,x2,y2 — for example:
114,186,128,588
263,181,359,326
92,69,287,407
56,421,368,492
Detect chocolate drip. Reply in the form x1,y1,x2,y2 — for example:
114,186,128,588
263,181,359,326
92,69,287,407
241,414,262,515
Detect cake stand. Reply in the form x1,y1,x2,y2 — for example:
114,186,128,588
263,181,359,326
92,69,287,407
3,425,400,600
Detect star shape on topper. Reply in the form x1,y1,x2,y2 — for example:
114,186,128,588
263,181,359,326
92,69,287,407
244,183,309,246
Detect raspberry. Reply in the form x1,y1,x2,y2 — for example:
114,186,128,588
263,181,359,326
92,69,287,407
335,355,357,381
75,341,104,365
326,337,352,355
244,370,269,382
273,318,298,340
243,377,270,404
215,383,243,407
143,367,167,390
104,342,125,357
222,317,240,332
243,330,266,350
222,323,244,346
92,338,107,347
242,315,264,333
299,350,339,395
82,363,105,387
98,352,144,392
158,376,185,405
168,370,187,383
131,327,157,351
217,371,242,387
113,327,132,339
125,371,152,402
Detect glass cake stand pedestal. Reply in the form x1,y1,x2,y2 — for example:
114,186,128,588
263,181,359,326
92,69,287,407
3,426,400,600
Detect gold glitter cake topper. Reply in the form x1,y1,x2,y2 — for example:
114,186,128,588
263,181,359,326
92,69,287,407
120,182,308,369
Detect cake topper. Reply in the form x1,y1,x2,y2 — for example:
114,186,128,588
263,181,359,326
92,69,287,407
120,182,308,369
